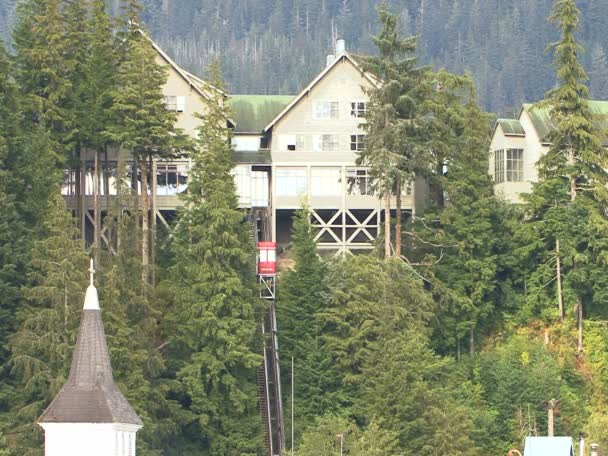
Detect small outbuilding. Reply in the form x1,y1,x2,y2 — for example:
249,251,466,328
523,436,574,456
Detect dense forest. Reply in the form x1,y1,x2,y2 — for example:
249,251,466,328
4,0,608,113
2,0,608,455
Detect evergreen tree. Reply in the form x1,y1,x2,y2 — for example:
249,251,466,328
11,0,68,219
0,41,28,366
99,214,177,456
408,78,511,354
359,330,481,455
518,0,608,343
318,256,433,403
278,206,340,433
108,22,186,283
165,64,263,455
357,5,429,258
4,192,88,456
12,0,71,151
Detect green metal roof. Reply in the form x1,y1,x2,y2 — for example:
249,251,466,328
497,118,525,136
233,150,271,164
522,101,608,142
229,95,294,133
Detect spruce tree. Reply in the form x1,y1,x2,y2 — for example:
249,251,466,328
99,215,176,456
318,256,433,404
278,206,339,434
165,64,263,455
357,5,429,258
0,41,28,366
5,192,88,455
12,0,71,151
108,22,186,283
407,78,510,354
519,0,608,343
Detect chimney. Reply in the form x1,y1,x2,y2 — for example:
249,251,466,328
591,443,599,456
335,38,346,54
326,54,336,67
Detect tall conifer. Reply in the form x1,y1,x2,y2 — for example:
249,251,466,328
108,23,186,283
5,192,87,455
166,63,263,454
278,207,339,433
519,0,608,337
357,6,428,258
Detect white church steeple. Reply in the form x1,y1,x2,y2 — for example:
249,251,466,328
38,259,143,456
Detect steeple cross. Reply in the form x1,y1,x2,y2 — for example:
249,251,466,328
89,258,95,286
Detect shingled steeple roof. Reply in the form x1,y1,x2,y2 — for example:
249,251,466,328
39,262,142,425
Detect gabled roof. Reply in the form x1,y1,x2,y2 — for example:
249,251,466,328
263,53,379,132
523,437,573,456
229,95,294,133
496,118,526,136
138,29,212,102
138,30,235,128
521,101,608,143
39,282,142,426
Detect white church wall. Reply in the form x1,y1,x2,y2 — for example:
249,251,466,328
41,423,140,456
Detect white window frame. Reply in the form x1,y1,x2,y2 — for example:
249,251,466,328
506,148,524,182
311,167,341,196
350,101,367,118
276,168,307,196
313,134,339,152
165,95,185,112
494,149,505,183
350,134,365,151
313,101,339,119
346,168,374,196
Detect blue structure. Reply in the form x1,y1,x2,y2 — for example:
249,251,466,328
524,437,574,456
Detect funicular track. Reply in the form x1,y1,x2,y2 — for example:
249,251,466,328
249,208,285,456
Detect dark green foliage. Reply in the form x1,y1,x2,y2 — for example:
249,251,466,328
473,335,585,453
0,41,28,366
165,66,263,455
99,215,176,456
359,331,482,455
13,0,71,152
278,207,340,432
296,414,400,456
4,192,87,456
319,256,434,401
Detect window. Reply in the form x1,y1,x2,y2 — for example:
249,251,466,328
494,149,504,183
313,134,339,152
313,101,339,119
350,134,365,151
311,167,341,196
506,148,524,182
346,168,374,196
231,166,251,205
157,163,188,196
276,168,307,196
296,135,307,151
351,101,367,118
62,170,77,196
165,95,185,112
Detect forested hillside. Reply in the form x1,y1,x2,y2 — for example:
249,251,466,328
2,0,608,455
3,0,608,113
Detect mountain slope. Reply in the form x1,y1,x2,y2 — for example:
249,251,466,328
2,0,608,113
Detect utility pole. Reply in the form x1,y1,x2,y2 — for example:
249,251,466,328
544,399,560,437
556,239,564,321
291,356,295,456
336,433,344,456
577,302,584,355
